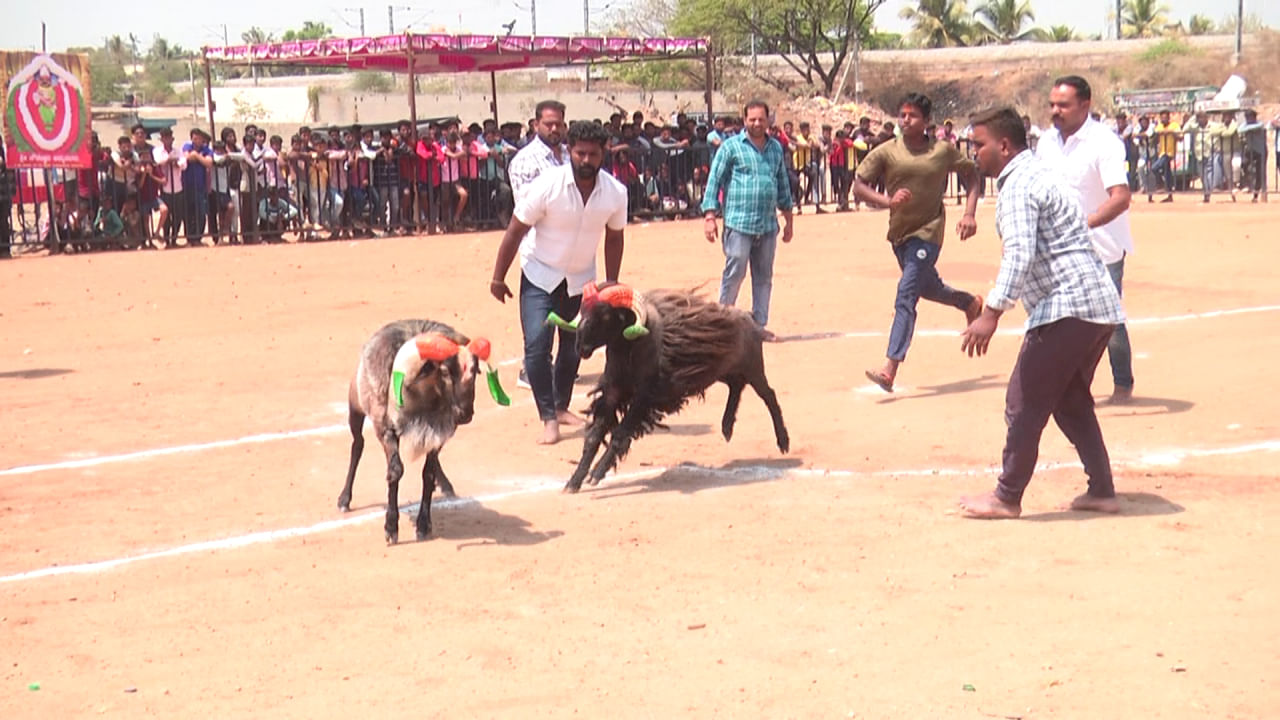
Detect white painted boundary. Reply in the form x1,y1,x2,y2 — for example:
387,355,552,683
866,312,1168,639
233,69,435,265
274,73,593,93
2,438,1277,586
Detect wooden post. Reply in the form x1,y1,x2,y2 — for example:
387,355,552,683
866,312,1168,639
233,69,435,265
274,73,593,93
703,40,714,124
202,51,216,140
406,33,422,234
490,71,499,127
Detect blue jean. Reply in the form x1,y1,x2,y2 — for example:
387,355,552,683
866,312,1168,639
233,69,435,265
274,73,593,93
1148,154,1173,194
720,226,777,327
519,275,583,422
887,237,975,361
185,189,208,242
1105,256,1134,389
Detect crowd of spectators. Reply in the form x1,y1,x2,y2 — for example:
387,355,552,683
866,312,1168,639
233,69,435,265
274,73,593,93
1,106,1275,257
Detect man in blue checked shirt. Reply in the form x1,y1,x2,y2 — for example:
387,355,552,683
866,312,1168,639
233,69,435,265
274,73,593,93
957,107,1125,520
702,100,795,342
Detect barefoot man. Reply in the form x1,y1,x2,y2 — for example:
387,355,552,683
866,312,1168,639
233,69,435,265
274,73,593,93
853,92,985,392
490,120,628,444
958,107,1125,519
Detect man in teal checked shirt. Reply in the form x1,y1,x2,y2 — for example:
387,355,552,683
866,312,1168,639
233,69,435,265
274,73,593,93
702,100,795,342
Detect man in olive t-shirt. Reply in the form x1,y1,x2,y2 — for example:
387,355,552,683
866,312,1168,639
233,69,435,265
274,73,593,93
853,92,984,392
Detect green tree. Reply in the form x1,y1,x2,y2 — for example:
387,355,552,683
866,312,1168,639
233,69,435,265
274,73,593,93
1045,24,1079,42
1121,0,1170,39
673,0,887,95
282,21,334,42
974,0,1046,44
1185,14,1215,35
899,0,974,48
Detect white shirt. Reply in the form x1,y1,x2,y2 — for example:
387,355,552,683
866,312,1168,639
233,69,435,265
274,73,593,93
1036,117,1133,264
152,144,187,194
514,164,628,296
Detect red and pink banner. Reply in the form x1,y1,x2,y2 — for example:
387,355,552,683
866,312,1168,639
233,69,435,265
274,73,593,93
2,52,93,169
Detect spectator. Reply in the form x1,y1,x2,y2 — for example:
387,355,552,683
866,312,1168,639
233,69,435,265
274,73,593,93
180,128,213,246
93,192,125,243
1237,109,1266,203
258,185,297,242
829,129,853,212
153,127,187,247
1148,109,1180,202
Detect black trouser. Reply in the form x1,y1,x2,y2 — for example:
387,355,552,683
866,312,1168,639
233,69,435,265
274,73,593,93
0,200,11,257
995,317,1115,505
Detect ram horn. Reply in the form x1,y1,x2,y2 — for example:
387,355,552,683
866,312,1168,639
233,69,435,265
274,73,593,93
390,333,460,408
598,283,650,340
544,281,599,333
466,337,511,406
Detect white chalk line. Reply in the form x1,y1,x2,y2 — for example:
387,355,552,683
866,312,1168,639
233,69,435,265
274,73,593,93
3,438,1278,586
4,302,1276,479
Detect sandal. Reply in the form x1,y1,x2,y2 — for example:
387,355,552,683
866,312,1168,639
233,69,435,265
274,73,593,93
864,369,894,393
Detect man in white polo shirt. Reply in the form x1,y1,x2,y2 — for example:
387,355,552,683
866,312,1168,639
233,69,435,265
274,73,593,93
1036,75,1136,404
490,120,629,445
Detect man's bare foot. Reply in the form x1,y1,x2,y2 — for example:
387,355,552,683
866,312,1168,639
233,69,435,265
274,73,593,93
556,409,586,426
1104,386,1134,405
537,420,561,445
1066,493,1121,514
959,491,1022,519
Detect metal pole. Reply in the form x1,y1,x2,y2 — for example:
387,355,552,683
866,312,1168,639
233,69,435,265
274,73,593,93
750,8,757,73
1115,0,1121,39
360,8,366,36
389,5,394,34
531,0,537,36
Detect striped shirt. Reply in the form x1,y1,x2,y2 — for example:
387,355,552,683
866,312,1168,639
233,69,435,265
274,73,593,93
989,151,1125,330
508,135,567,201
700,132,794,236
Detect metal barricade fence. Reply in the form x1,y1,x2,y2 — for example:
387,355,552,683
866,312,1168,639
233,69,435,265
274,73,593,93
3,128,1276,253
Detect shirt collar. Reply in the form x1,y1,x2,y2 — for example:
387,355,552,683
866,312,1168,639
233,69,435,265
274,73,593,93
996,149,1033,188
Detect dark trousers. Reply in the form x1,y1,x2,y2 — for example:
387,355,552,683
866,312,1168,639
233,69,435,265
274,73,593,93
887,237,975,361
995,317,1116,505
519,275,582,422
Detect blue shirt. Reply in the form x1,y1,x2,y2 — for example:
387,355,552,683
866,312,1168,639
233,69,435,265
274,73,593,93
180,142,212,194
701,132,793,235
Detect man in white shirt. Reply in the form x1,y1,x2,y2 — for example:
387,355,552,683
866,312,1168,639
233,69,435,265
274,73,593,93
490,120,629,445
1036,75,1136,404
152,127,188,248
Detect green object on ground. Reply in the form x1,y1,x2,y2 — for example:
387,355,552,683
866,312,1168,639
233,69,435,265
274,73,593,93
962,683,976,692
28,682,40,691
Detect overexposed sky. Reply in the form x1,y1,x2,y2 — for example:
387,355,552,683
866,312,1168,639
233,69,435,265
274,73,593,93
2,0,1275,53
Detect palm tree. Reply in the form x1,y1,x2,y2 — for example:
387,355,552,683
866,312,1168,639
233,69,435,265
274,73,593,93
105,35,127,63
1046,24,1079,42
974,0,1045,43
1121,0,1170,39
899,0,974,48
241,27,275,45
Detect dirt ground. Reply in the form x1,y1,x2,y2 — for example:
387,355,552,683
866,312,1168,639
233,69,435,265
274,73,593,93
2,198,1278,718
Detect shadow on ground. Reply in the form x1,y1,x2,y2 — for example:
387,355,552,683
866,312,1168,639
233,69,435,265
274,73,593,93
1096,395,1195,415
0,368,73,380
587,456,804,499
876,374,1006,403
394,498,564,548
1021,492,1185,522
